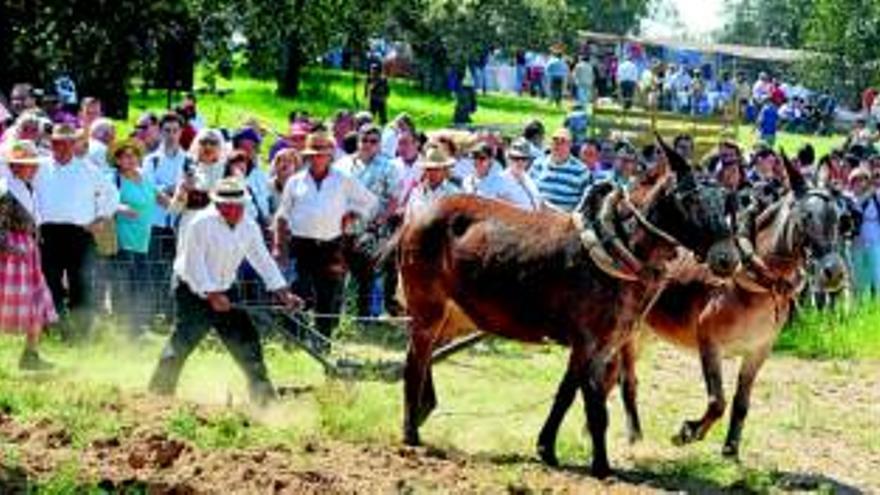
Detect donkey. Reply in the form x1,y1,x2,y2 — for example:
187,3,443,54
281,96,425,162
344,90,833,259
394,140,740,478
534,154,846,465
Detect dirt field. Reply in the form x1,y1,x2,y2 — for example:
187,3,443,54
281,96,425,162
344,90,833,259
0,338,877,494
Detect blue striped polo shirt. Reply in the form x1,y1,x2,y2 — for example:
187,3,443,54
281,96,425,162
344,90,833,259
529,155,592,212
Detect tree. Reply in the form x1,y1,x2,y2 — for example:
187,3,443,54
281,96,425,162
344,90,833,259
801,0,880,105
718,0,812,48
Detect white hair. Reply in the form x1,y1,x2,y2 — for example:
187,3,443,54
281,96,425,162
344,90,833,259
188,128,227,163
89,117,115,143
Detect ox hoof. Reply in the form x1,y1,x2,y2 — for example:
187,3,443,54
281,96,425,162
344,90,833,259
403,429,421,447
591,460,612,479
671,420,701,446
536,443,559,467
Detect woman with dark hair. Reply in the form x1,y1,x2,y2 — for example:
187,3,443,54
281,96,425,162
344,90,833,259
0,141,57,369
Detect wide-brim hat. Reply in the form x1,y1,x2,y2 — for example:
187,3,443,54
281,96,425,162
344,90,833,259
50,122,82,141
109,138,145,166
210,176,251,204
419,146,455,170
301,131,336,156
4,140,42,166
507,138,531,159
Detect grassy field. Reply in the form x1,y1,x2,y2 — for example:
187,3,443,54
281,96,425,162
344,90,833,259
0,300,878,493
126,69,846,158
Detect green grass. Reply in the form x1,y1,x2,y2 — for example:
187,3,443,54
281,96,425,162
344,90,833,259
777,301,880,359
125,68,848,158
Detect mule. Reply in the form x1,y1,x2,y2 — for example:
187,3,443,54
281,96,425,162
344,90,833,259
394,140,740,478
534,154,847,464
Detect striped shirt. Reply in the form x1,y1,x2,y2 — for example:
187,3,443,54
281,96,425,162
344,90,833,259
529,155,591,212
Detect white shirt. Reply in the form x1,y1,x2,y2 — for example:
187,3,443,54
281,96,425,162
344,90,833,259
617,60,639,84
143,147,189,228
174,206,286,296
393,156,423,214
0,175,39,222
405,181,460,222
276,168,379,241
574,61,594,88
499,169,542,211
86,138,112,175
452,158,503,184
35,156,119,226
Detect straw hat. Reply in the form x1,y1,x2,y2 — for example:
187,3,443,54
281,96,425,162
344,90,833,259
301,131,335,157
4,140,41,166
210,176,251,204
419,146,455,170
50,122,82,141
109,138,145,166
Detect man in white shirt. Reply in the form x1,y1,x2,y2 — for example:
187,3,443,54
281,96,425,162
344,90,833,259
149,177,300,405
462,143,509,200
405,146,460,222
273,132,378,347
37,123,119,341
142,112,192,316
499,138,544,211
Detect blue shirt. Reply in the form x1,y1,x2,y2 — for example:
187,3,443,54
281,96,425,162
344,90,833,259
529,155,591,212
116,175,157,254
758,105,779,137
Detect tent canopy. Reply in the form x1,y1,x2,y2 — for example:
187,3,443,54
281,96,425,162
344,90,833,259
579,31,815,63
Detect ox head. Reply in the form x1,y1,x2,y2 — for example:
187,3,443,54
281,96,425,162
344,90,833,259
781,151,847,292
654,135,740,277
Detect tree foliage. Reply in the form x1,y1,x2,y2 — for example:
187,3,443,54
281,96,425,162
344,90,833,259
718,0,811,48
801,0,880,104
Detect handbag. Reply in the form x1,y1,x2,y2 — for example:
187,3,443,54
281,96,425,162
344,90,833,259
93,216,118,257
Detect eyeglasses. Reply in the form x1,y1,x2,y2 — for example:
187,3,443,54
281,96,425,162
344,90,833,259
361,138,380,144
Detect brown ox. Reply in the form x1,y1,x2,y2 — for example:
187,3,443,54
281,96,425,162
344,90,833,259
536,156,847,464
394,143,740,478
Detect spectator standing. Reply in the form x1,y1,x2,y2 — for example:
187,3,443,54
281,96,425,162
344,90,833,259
462,142,510,200
616,56,639,110
149,176,300,404
546,53,569,107
133,112,161,153
36,123,119,341
849,167,880,297
366,64,390,126
757,100,780,147
335,124,398,317
78,97,102,137
87,118,116,173
110,139,159,336
8,84,38,119
564,101,589,147
404,146,460,221
529,128,590,212
0,141,57,369
232,128,271,228
273,132,378,348
268,148,301,215
499,138,543,211
392,131,423,213
578,138,602,173
573,56,595,107
142,112,192,314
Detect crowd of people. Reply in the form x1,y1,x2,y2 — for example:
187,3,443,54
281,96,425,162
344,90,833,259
0,81,879,402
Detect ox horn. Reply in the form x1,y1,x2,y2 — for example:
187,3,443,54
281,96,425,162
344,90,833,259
780,148,807,198
655,132,694,186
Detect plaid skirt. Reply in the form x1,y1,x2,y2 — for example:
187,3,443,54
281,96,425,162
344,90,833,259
0,231,58,337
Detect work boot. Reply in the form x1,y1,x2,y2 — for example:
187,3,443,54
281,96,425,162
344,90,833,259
19,349,54,371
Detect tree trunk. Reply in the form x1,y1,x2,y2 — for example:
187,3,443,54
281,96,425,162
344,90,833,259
278,35,305,97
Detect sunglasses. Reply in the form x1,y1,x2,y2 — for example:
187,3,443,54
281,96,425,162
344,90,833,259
361,138,380,144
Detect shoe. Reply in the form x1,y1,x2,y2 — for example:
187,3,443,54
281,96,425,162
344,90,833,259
19,349,54,371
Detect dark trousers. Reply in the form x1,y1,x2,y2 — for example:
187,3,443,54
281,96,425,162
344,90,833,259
620,81,637,109
290,236,346,338
148,226,176,318
112,249,150,336
148,282,275,404
40,223,96,340
370,99,388,126
345,238,376,317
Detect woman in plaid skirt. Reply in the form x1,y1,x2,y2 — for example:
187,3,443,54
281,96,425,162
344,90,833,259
0,141,57,370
